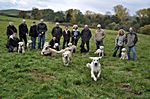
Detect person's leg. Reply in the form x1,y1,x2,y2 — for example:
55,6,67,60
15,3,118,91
127,47,131,60
96,41,100,49
31,37,35,49
99,41,104,46
132,47,137,61
62,39,66,49
75,39,78,46
66,39,70,47
113,45,119,57
19,35,23,42
23,35,27,49
38,35,41,49
41,35,45,49
86,41,90,52
118,46,123,58
8,45,14,52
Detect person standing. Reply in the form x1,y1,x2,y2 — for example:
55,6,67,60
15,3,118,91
113,29,126,57
80,25,92,53
125,27,138,60
62,25,71,49
94,24,106,49
6,22,17,39
29,22,38,49
19,19,28,49
51,22,62,44
37,19,48,49
71,25,80,46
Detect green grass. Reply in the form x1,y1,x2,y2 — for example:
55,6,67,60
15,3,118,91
0,15,150,99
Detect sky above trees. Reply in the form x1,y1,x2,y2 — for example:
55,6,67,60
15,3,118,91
0,0,149,15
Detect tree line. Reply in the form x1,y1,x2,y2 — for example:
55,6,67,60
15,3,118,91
18,5,150,35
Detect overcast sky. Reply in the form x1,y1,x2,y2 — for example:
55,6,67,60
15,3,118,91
0,0,150,15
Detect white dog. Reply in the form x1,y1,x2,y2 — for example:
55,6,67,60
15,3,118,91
27,40,32,49
86,57,102,81
62,51,72,66
58,43,76,54
18,42,25,53
41,42,59,56
95,46,104,57
120,48,128,60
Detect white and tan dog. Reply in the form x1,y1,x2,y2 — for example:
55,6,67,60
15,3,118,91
86,57,102,81
41,42,58,56
120,48,128,60
27,40,32,49
62,51,72,66
18,42,25,53
95,46,104,57
59,43,76,54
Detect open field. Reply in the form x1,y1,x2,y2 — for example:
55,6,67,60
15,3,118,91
0,15,150,98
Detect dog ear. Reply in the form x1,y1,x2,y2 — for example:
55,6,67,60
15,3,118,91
98,57,102,60
89,57,94,59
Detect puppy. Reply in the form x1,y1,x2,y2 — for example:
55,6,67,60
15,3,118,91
58,43,76,54
27,40,32,49
120,48,128,60
86,57,102,81
18,42,25,53
41,42,59,56
62,51,71,66
95,46,104,57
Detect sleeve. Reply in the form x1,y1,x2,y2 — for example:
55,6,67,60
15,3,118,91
115,35,119,45
134,33,138,45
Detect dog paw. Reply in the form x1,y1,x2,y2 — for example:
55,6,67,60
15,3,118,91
93,77,97,81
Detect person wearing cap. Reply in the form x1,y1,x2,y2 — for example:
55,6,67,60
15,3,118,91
80,25,92,53
19,19,28,49
125,27,138,60
71,25,80,46
94,24,106,49
62,25,71,49
37,19,48,49
29,22,38,49
51,22,62,44
6,22,17,39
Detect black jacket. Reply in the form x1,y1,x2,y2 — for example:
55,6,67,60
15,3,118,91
6,36,19,48
71,29,80,39
63,30,71,40
19,23,28,36
81,29,92,41
6,25,17,37
37,23,47,35
49,39,59,48
29,24,38,37
51,27,62,39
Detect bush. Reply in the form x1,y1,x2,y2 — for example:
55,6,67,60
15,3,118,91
139,24,150,35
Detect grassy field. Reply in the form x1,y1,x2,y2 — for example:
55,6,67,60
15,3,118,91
0,15,150,99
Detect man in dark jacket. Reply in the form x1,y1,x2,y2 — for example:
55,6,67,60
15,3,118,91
6,33,19,52
125,27,138,61
29,22,38,49
71,25,80,46
62,25,71,49
6,22,17,39
80,25,92,53
19,19,28,49
37,19,48,49
51,22,62,44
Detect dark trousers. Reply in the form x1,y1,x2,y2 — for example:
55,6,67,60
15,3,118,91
71,37,79,46
62,39,70,49
96,40,103,49
113,45,123,57
80,40,90,52
31,37,37,49
20,35,27,48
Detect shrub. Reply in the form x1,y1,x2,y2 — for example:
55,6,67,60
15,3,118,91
139,24,150,35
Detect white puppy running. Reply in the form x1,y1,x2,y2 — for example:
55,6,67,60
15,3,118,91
18,42,25,53
120,48,128,60
86,57,102,81
41,42,59,56
27,40,32,49
94,46,104,57
62,51,72,66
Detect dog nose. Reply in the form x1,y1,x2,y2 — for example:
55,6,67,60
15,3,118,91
95,63,98,66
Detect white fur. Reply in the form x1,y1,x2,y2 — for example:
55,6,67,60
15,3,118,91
58,43,76,54
27,40,32,49
62,51,72,66
18,42,25,53
86,57,102,81
120,48,128,60
95,46,104,57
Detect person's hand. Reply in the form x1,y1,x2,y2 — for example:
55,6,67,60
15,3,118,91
26,33,28,36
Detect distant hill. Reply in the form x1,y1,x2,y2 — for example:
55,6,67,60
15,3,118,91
0,9,21,16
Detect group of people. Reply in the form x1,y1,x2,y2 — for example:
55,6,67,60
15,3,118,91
6,19,138,61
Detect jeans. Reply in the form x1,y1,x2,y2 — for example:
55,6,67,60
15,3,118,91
38,34,45,49
127,46,137,60
96,40,103,49
31,37,36,49
113,45,123,57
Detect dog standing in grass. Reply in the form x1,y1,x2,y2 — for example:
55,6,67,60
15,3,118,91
86,57,102,81
120,48,128,60
95,46,104,57
27,40,32,50
18,42,25,53
62,51,72,66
